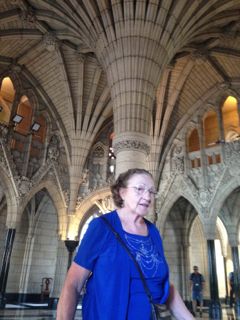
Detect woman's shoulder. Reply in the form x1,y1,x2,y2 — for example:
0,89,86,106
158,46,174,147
90,210,118,229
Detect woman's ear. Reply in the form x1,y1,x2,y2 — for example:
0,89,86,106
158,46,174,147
119,187,126,202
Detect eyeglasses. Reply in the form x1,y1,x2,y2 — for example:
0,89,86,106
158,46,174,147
127,184,158,198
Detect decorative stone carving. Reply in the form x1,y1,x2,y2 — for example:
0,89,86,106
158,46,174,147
10,63,22,73
198,187,212,208
75,52,86,63
47,135,60,161
217,82,230,90
81,169,89,184
207,164,224,190
171,143,184,174
190,50,208,64
20,8,36,24
63,190,70,206
224,140,240,175
0,126,9,143
98,195,114,213
113,140,150,155
43,33,58,52
220,167,233,187
15,176,33,197
93,145,104,159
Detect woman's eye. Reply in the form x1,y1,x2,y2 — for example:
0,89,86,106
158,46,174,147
137,187,145,193
150,190,157,195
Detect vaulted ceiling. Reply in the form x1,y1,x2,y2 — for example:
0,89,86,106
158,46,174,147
1,0,240,172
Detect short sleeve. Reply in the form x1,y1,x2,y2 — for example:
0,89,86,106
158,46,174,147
74,217,108,271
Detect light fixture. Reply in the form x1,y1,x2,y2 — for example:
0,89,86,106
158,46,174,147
31,121,41,132
12,114,23,124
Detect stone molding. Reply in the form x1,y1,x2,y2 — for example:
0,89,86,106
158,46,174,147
113,139,150,155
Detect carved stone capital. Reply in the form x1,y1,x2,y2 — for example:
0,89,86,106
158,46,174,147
190,50,208,64
113,140,150,155
19,8,36,24
42,32,58,52
75,51,86,63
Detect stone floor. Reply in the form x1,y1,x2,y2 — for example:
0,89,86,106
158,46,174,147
0,304,237,319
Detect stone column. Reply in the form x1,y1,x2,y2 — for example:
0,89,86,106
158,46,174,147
181,241,191,301
82,2,184,174
216,103,225,162
207,239,222,319
198,119,208,186
223,257,229,304
49,239,68,309
18,234,35,301
231,246,240,317
0,228,16,308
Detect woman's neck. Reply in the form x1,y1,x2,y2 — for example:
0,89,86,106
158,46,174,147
116,209,148,236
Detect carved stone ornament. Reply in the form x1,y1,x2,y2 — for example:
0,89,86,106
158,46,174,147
15,176,33,197
63,190,70,206
113,140,150,155
171,143,184,174
172,155,184,174
99,196,114,213
47,135,60,161
93,146,104,158
20,8,36,24
0,126,9,143
81,169,89,184
43,33,58,52
207,164,224,190
224,140,240,175
198,187,213,208
75,51,86,63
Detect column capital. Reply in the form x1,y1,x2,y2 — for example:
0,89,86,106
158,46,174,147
113,132,151,155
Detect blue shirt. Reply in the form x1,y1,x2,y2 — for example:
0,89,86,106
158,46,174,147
74,211,170,320
190,273,204,292
124,231,169,319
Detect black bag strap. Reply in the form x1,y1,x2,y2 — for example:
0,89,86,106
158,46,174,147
100,215,154,304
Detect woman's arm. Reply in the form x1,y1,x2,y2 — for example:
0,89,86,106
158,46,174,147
56,262,90,320
167,284,195,320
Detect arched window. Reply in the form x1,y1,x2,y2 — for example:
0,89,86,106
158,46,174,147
222,96,240,142
203,111,219,147
14,95,32,136
188,128,201,168
32,115,47,144
188,128,200,152
30,115,47,158
0,77,15,125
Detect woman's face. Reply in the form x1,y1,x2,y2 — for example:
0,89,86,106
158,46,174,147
120,173,156,217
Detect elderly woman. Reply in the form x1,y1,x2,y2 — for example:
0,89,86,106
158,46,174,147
57,168,194,320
